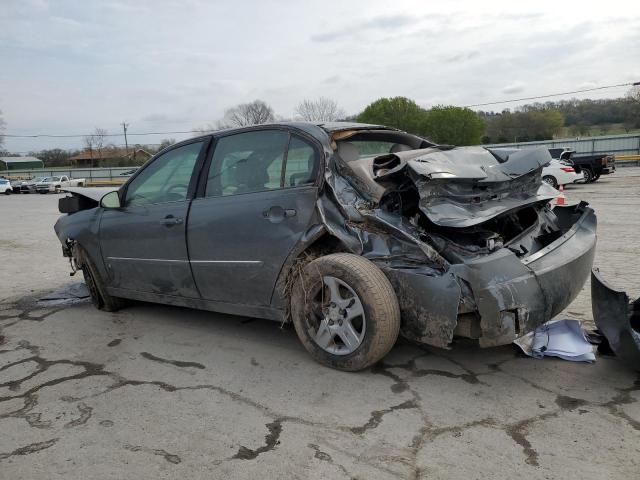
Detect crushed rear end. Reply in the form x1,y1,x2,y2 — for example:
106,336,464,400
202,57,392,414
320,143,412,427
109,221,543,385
327,138,597,348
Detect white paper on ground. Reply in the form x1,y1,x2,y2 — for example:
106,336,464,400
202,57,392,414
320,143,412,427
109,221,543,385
513,318,596,362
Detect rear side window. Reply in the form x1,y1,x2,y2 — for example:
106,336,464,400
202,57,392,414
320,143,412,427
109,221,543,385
206,130,288,197
285,136,318,187
205,130,319,196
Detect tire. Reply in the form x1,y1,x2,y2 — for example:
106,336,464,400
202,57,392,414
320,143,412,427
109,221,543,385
542,175,558,189
78,247,126,312
290,253,400,371
54,186,61,194
4,189,10,195
582,169,593,183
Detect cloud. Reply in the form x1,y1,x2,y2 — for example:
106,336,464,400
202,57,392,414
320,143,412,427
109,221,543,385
322,75,341,84
1,0,638,152
311,14,420,42
501,82,526,94
442,50,480,63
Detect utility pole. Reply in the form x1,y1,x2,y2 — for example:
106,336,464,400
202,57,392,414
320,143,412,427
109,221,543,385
121,122,130,157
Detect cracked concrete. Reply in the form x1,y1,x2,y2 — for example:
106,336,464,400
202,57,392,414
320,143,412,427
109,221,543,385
0,170,639,479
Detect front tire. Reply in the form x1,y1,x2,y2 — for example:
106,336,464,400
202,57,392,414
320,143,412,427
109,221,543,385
542,175,558,189
290,253,400,371
78,248,126,312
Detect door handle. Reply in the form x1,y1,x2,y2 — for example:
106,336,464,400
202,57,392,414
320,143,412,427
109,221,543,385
160,215,183,226
262,206,296,223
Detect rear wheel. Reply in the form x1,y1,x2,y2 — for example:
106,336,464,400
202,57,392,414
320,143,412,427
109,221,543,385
542,175,558,189
582,168,594,183
290,253,400,371
78,248,126,312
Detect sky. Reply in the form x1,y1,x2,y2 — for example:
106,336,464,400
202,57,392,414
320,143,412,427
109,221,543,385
1,0,639,152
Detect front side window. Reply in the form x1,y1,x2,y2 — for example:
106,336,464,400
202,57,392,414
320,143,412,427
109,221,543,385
125,141,203,206
205,130,288,197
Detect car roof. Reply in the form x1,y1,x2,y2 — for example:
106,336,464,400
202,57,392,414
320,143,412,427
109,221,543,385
165,121,402,155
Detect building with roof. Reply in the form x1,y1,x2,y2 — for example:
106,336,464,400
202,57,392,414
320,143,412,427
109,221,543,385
70,147,153,168
0,156,45,171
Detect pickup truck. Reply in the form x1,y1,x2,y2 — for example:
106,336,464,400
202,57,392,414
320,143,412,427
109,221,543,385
35,175,86,194
548,148,615,183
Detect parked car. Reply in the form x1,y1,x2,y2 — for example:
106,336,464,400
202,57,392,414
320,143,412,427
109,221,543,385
11,176,45,193
36,175,85,193
548,148,615,183
541,159,583,189
0,177,12,195
54,122,596,371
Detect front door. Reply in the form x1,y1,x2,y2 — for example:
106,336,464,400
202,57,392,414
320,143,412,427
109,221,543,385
100,140,206,297
188,129,321,306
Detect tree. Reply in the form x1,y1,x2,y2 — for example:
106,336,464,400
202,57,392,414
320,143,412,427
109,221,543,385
627,85,640,104
421,106,485,145
157,138,176,152
357,97,425,134
37,149,71,167
295,97,346,122
484,109,564,143
83,127,107,167
220,100,275,128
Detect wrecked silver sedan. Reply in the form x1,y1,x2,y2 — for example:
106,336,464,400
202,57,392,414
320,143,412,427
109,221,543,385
54,122,597,371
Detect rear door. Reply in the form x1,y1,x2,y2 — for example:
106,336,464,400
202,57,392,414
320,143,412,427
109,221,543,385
99,140,207,297
187,128,321,306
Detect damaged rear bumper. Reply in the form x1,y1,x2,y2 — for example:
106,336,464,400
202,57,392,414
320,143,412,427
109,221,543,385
382,204,597,348
591,269,640,368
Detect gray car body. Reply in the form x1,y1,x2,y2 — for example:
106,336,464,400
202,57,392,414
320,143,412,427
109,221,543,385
55,122,597,349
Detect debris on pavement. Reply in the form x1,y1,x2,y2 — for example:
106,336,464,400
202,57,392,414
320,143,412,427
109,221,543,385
38,282,90,306
514,318,596,362
591,268,640,369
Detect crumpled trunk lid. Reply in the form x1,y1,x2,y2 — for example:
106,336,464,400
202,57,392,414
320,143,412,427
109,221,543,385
371,146,558,228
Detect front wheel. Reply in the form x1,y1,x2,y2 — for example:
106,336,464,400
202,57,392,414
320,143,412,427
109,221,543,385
78,248,127,312
542,175,558,189
4,189,10,195
290,253,400,371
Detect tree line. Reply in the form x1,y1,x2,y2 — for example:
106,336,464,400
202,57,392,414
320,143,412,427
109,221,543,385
2,87,639,167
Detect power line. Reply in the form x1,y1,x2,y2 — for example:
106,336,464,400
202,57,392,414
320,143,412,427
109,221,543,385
464,81,639,108
1,129,201,139
1,81,638,138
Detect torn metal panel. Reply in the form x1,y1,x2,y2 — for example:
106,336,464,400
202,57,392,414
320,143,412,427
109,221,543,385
591,269,640,368
372,146,558,227
381,265,462,349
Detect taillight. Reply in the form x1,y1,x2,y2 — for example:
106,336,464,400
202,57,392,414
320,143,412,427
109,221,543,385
561,167,575,172
602,157,608,167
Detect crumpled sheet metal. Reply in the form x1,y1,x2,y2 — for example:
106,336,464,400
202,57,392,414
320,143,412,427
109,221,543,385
373,146,558,228
591,269,640,369
322,140,596,349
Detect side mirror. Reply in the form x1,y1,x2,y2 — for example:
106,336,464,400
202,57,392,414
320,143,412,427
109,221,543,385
100,191,121,209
